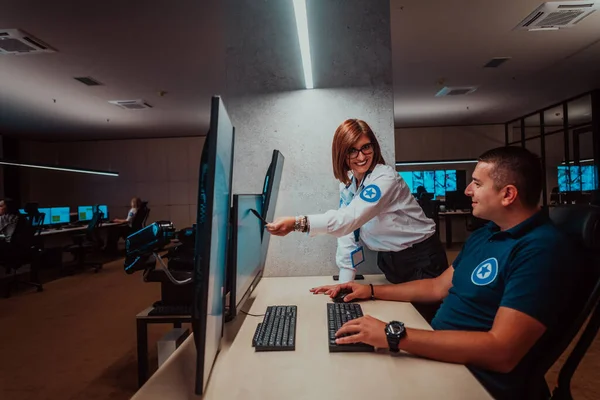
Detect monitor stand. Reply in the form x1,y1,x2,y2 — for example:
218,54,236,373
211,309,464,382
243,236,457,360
145,269,193,307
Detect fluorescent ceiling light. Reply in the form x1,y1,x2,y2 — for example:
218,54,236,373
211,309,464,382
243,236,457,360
561,158,594,164
396,159,478,167
528,27,559,31
0,160,119,177
293,0,314,89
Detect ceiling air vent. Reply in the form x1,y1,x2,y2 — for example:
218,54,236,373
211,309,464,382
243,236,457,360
109,100,153,110
435,86,478,97
484,57,511,68
515,2,599,31
0,29,56,55
74,76,103,86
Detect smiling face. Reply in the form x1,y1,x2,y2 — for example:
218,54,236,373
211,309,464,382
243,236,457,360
465,161,504,220
346,134,374,180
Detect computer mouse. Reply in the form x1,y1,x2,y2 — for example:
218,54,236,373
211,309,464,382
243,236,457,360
332,289,355,303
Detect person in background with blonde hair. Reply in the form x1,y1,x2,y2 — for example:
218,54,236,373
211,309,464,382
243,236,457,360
112,197,142,226
105,197,143,254
267,119,447,321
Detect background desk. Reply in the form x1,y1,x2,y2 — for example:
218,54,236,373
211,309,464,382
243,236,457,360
40,221,125,236
132,275,491,400
439,210,471,248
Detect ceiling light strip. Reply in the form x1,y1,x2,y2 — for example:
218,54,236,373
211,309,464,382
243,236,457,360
396,159,478,167
293,0,314,89
0,160,119,177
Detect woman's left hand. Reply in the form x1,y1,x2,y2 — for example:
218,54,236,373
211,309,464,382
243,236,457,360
266,217,296,236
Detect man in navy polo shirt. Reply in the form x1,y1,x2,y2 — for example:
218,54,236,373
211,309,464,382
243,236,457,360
311,146,575,399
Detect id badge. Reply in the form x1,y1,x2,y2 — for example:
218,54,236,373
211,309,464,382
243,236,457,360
350,246,365,269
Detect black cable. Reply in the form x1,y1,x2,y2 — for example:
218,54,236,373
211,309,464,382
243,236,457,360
240,310,265,317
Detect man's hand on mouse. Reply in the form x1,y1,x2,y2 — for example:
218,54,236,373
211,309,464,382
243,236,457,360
335,315,388,348
310,282,371,302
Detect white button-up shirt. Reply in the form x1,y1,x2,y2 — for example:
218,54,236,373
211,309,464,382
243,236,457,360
308,163,436,272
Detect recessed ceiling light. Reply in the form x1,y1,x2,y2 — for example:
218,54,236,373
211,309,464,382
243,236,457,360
292,0,314,89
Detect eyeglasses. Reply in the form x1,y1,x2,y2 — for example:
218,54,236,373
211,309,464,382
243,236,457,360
347,143,374,159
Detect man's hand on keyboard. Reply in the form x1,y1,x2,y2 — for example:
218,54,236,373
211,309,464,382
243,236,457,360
310,282,370,302
335,315,388,349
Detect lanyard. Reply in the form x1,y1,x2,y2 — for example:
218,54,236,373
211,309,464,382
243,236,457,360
350,171,372,244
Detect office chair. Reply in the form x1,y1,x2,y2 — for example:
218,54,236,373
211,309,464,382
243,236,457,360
131,201,150,232
417,197,440,235
525,205,600,399
64,208,104,273
465,215,486,232
2,214,44,298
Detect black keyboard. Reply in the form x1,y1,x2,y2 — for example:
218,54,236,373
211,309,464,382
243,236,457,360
148,305,191,316
327,303,374,352
252,305,297,351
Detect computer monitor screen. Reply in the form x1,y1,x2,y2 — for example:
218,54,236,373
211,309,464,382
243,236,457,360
78,206,94,221
227,194,264,319
193,96,235,395
38,208,52,225
98,205,109,220
399,169,458,199
50,207,70,224
79,205,109,221
558,165,597,192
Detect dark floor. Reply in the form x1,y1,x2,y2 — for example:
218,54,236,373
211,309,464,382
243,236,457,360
0,250,598,400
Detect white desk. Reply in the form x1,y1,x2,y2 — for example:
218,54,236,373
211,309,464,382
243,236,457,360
132,275,491,400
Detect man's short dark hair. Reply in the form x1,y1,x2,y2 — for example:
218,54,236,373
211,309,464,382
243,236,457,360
478,146,542,208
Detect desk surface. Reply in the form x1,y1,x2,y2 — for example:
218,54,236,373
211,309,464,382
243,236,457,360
132,275,491,400
40,221,125,236
439,210,472,215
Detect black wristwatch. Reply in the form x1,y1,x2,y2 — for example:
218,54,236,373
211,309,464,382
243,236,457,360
385,321,406,353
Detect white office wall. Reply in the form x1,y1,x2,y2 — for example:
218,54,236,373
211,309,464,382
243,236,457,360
19,136,205,229
395,125,505,162
228,86,394,277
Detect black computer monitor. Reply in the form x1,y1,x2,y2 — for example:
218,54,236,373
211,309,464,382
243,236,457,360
226,194,264,321
260,150,285,259
193,96,235,395
224,150,284,322
445,191,472,211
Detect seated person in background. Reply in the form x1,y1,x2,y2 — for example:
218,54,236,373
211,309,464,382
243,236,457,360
415,185,428,200
104,197,142,253
112,197,142,226
311,146,575,400
0,198,21,244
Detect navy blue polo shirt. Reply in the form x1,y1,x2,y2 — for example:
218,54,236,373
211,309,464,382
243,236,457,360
431,211,575,399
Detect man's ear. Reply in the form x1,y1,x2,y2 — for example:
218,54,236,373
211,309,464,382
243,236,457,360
501,185,518,206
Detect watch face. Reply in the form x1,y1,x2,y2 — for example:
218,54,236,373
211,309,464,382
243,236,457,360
387,321,403,335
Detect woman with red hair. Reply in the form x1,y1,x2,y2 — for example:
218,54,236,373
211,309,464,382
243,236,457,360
267,119,447,319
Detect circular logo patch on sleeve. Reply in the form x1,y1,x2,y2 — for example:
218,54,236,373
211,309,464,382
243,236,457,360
471,258,499,286
360,185,381,203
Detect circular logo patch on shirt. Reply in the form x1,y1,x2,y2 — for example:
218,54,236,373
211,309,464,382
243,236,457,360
471,258,499,286
360,185,381,203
